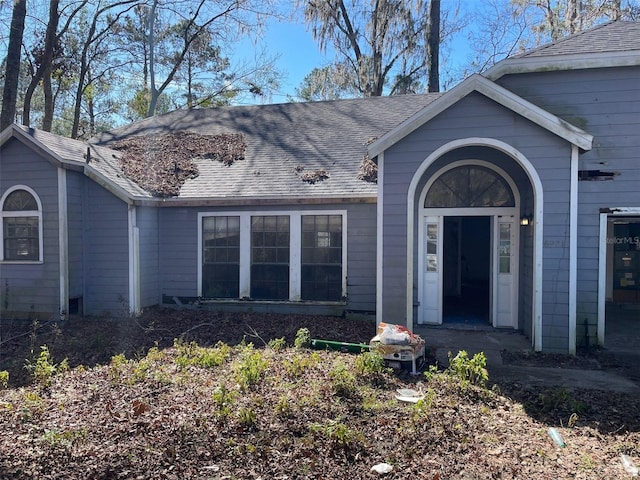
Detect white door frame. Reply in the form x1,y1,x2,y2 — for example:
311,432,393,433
406,138,544,350
597,207,640,347
417,160,520,327
417,209,519,326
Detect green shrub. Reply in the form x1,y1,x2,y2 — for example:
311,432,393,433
174,339,231,369
25,345,68,387
0,371,9,389
282,352,321,377
238,407,257,428
329,362,357,398
212,384,236,421
233,347,269,391
294,328,311,349
446,350,488,387
354,350,389,377
310,419,364,451
268,337,287,351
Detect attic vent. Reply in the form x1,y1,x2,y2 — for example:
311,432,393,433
578,170,617,181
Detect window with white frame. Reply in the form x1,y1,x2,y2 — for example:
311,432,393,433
199,212,345,302
202,216,240,298
251,215,290,300
301,215,343,301
1,186,43,262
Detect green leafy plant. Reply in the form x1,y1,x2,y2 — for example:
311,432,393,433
329,362,357,398
275,394,293,418
233,346,269,391
283,352,321,377
238,406,257,428
0,371,8,389
354,350,390,377
174,339,231,369
109,353,128,383
212,384,236,421
25,345,68,386
268,337,287,351
446,350,488,387
294,328,311,349
310,419,364,451
42,428,87,450
537,387,587,414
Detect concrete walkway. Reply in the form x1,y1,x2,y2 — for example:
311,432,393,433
414,325,640,393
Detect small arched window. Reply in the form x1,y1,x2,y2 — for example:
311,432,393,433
1,186,43,262
425,165,515,208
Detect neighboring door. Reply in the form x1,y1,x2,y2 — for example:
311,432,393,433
420,215,443,324
493,215,518,328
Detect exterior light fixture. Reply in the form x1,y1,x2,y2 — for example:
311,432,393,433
520,214,533,226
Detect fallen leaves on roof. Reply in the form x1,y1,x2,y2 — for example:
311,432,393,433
299,169,330,184
357,154,377,183
111,132,246,197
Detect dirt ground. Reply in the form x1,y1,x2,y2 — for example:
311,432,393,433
0,306,377,386
1,307,639,479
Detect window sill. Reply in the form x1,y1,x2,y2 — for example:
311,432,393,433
200,298,347,306
0,260,44,265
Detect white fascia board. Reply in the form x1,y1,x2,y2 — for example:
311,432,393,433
476,77,593,150
2,124,86,170
84,164,135,205
368,74,593,158
485,50,640,81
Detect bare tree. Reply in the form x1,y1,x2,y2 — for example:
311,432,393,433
512,0,638,43
22,0,87,130
69,0,139,138
1,0,27,130
303,0,462,96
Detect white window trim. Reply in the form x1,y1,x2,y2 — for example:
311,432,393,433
0,185,44,263
197,210,347,303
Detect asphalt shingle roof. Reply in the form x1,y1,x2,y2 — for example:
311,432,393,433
514,20,640,58
93,94,441,200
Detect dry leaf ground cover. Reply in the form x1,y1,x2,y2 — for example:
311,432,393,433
0,308,639,479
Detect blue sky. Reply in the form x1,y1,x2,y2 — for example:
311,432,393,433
233,6,475,103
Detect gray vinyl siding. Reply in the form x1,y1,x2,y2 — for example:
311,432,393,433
499,66,640,346
0,138,60,318
381,92,573,353
67,170,84,300
83,181,129,316
137,206,160,307
158,202,377,315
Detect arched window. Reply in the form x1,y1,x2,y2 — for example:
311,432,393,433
425,165,515,208
1,186,43,262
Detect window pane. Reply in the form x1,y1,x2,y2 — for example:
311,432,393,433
426,223,438,272
425,166,515,208
499,223,511,274
251,216,290,300
202,216,240,298
3,190,38,211
251,265,289,300
3,217,39,260
301,215,343,301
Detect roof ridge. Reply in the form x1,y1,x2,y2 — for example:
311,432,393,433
514,19,620,58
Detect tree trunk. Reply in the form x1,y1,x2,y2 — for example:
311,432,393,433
42,65,54,131
1,0,27,130
147,0,159,117
427,0,440,93
22,0,60,129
